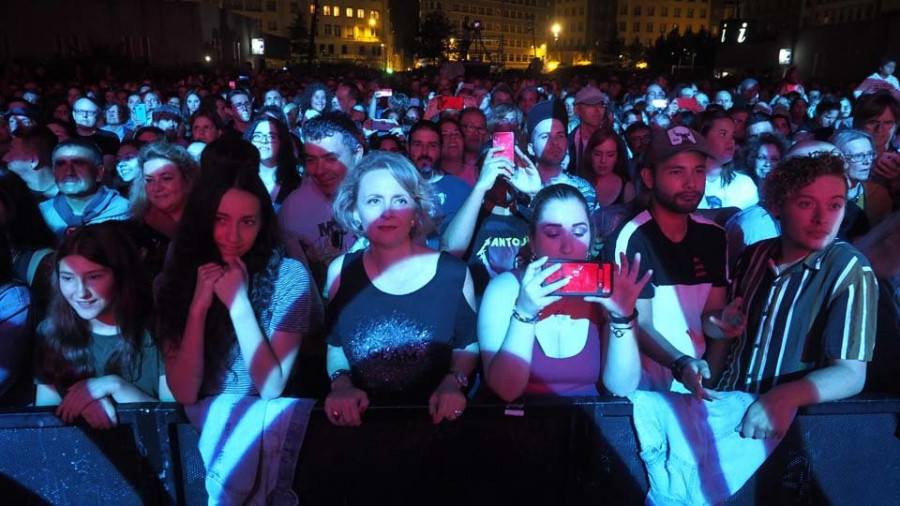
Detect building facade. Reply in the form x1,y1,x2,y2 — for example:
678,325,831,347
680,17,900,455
616,0,714,47
207,0,392,68
552,0,618,67
419,0,553,70
0,0,260,68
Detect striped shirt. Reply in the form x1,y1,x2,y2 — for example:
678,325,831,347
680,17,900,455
717,239,878,394
202,256,323,397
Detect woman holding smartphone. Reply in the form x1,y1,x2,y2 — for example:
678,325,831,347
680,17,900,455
478,184,649,401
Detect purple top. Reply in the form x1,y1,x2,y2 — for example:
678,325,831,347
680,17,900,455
526,303,603,396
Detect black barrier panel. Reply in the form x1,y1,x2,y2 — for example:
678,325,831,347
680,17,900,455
1,397,899,505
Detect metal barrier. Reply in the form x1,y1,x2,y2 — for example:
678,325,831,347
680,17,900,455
0,395,898,505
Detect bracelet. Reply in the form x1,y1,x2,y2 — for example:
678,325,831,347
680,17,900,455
446,369,469,389
329,369,351,383
608,308,638,324
512,309,540,324
609,323,635,339
670,355,695,381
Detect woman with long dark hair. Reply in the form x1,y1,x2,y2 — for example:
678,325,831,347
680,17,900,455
34,223,168,428
157,139,320,503
577,127,635,208
243,116,300,212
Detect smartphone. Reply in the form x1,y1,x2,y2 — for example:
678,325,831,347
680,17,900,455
438,96,465,111
543,260,613,297
492,131,515,163
371,119,397,131
676,97,699,111
133,103,148,125
651,99,668,109
228,80,236,90
374,88,393,98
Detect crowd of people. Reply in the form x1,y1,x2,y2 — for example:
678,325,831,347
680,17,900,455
0,55,898,502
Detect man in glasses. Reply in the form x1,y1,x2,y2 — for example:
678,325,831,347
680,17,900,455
72,97,118,176
224,89,253,139
832,129,892,228
567,86,610,173
458,108,489,186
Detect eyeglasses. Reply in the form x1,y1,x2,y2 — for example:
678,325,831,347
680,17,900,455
460,124,486,134
252,133,280,144
843,150,877,164
232,101,252,110
74,109,98,117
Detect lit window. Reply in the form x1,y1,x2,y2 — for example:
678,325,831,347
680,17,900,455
358,8,364,18
346,7,352,17
324,5,331,15
333,5,339,17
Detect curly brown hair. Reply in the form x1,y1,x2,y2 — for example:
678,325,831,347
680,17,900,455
761,153,848,212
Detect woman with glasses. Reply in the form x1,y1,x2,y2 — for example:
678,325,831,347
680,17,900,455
244,117,301,213
725,132,789,269
854,91,900,205
832,129,893,228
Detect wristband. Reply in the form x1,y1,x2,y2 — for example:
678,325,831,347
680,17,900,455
670,355,695,381
608,308,638,324
512,309,540,324
609,323,635,339
329,369,351,383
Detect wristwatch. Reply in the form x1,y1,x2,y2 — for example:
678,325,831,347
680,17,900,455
670,355,695,382
447,369,469,389
329,369,351,383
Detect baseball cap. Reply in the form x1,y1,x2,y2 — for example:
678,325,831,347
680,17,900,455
575,86,609,106
646,125,711,165
526,99,568,137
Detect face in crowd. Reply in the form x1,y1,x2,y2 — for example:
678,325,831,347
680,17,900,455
229,93,253,123
529,118,568,167
305,132,362,198
72,98,100,130
590,138,618,179
214,188,262,263
250,120,281,166
753,143,781,182
841,138,877,183
191,116,222,144
354,168,416,247
408,128,440,172
459,111,487,154
116,144,140,183
706,118,736,165
53,146,102,198
532,196,591,261
58,254,116,325
440,121,464,162
774,175,846,258
642,151,707,215
143,157,190,219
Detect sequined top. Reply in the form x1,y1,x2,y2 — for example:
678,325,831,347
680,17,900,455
326,251,477,401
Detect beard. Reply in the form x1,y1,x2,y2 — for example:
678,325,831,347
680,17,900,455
653,187,701,214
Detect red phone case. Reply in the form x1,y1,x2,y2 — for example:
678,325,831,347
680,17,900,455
544,261,613,297
492,132,515,163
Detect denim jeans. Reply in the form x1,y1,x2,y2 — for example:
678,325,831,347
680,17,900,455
629,390,785,506
185,395,315,506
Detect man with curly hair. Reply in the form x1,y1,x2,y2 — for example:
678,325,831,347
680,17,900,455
715,153,878,439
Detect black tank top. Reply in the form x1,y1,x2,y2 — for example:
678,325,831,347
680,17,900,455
326,251,477,400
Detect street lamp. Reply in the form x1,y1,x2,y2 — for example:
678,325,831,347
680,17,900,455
204,55,211,63
551,23,561,63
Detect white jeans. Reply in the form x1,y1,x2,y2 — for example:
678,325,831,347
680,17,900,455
184,395,316,506
629,390,785,506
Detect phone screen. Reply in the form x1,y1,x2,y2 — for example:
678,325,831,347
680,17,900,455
133,104,148,125
544,261,613,297
228,80,236,90
492,132,515,163
375,89,393,98
651,99,668,109
439,96,465,111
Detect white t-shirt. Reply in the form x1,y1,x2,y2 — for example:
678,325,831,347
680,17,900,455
698,172,759,211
